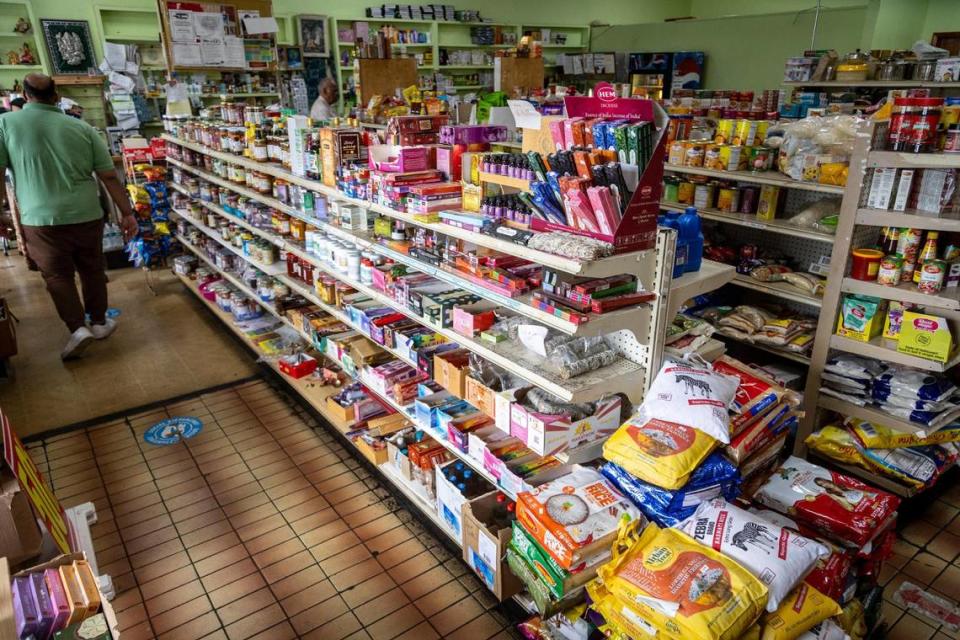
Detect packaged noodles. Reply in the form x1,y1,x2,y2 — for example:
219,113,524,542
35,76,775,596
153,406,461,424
678,499,829,612
602,414,718,490
596,523,769,640
753,456,900,547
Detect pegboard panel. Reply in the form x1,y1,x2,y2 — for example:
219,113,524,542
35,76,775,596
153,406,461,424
703,221,832,271
782,188,843,215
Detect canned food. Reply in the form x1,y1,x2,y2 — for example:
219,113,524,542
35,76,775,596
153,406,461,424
683,143,705,167
756,185,780,220
663,177,679,203
919,259,947,293
703,144,722,170
749,146,772,172
678,180,695,204
717,186,739,212
668,141,685,165
876,254,903,286
694,182,716,210
715,119,734,144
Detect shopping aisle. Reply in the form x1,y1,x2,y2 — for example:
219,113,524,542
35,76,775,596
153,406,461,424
26,377,521,640
0,253,257,436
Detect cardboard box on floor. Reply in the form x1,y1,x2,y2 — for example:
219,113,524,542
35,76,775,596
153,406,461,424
0,465,42,568
0,553,120,639
461,493,522,601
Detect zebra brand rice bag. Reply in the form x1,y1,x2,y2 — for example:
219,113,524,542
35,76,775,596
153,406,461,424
760,583,841,640
602,413,718,490
644,361,740,443
597,523,768,640
754,457,900,548
516,465,642,570
678,499,829,612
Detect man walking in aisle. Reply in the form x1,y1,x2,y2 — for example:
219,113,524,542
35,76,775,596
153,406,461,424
0,74,138,359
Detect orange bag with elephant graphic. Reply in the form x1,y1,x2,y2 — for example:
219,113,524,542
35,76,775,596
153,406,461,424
596,523,768,640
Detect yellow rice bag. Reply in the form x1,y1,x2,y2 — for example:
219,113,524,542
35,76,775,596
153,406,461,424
587,580,659,640
846,417,960,448
597,524,768,640
804,426,865,467
760,583,841,640
602,415,717,490
739,625,761,640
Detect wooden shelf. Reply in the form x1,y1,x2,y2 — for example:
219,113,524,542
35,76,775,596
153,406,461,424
661,202,836,242
664,164,845,195
729,274,823,307
854,208,960,232
840,277,960,311
829,333,960,373
478,171,530,191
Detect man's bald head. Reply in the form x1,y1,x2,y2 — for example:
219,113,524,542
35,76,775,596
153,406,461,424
23,73,58,105
319,77,338,104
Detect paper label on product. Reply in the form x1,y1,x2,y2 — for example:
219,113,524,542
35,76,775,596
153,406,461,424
477,528,499,570
169,10,196,42
508,100,542,131
517,324,549,357
564,84,654,119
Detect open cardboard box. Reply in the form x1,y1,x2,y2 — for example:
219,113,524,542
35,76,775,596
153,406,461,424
0,553,120,639
0,466,42,570
461,493,522,601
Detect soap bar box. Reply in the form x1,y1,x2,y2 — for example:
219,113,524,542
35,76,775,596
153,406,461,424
0,553,119,640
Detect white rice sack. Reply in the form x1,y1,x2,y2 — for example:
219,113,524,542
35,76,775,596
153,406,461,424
678,498,829,612
644,361,739,443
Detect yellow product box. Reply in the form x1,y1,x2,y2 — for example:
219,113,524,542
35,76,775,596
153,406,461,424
897,310,954,363
836,295,886,342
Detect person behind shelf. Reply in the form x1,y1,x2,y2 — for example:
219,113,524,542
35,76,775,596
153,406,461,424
309,77,339,122
0,73,138,360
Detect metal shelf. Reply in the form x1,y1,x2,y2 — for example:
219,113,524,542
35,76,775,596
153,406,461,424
666,259,736,317
867,151,960,170
817,394,960,434
829,334,960,373
663,164,845,195
163,136,655,278
661,202,836,242
715,331,812,365
729,274,823,307
854,208,960,232
173,210,286,275
839,277,960,311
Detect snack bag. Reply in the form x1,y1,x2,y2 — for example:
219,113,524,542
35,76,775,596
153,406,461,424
760,583,841,640
754,457,900,547
597,524,769,640
643,360,740,443
679,499,829,612
516,465,643,570
847,417,960,448
602,414,718,490
600,454,740,528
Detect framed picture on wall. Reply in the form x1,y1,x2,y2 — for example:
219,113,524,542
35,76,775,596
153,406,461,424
40,19,97,75
298,15,329,57
279,46,303,70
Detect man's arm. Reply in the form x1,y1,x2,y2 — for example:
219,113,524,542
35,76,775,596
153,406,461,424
96,169,138,241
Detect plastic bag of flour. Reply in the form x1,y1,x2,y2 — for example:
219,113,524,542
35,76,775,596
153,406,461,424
643,360,739,443
679,498,829,612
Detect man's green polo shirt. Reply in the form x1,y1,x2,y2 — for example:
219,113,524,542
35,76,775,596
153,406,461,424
0,103,115,226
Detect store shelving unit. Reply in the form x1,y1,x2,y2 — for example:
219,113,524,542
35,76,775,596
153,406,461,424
663,164,845,195
661,202,836,243
784,80,960,89
795,121,960,496
0,0,49,84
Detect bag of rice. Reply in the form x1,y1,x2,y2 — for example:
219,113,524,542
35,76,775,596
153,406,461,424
754,457,900,548
602,413,718,490
847,417,960,448
725,403,794,464
872,367,956,402
644,360,739,443
760,583,841,640
600,455,740,528
679,499,829,612
713,356,790,436
597,523,768,640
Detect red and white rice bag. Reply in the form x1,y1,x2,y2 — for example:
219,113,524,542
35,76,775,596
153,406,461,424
679,498,829,611
754,456,900,548
644,360,739,443
713,356,789,436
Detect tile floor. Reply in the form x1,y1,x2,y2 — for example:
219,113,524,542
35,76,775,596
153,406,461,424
26,378,523,640
0,255,256,437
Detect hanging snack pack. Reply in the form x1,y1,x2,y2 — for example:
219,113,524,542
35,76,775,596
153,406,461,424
595,523,769,640
516,465,643,570
600,454,740,528
643,360,740,443
678,499,829,612
754,456,900,547
602,414,718,490
760,583,842,640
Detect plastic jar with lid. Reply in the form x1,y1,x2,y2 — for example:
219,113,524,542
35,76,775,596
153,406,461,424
909,97,943,152
347,249,361,282
360,258,374,284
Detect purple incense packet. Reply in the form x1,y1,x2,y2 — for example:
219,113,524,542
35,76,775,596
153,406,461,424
29,572,54,640
12,575,39,638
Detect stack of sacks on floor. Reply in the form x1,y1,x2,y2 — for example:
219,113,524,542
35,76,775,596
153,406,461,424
578,357,895,640
505,465,644,616
820,355,960,426
806,417,959,491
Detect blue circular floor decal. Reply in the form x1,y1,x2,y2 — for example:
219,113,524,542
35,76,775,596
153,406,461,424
144,417,203,445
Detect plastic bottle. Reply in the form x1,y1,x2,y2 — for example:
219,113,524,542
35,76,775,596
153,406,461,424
681,206,704,273
662,210,687,278
914,231,939,283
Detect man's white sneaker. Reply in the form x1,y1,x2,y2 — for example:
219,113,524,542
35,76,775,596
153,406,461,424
90,318,117,340
61,327,95,360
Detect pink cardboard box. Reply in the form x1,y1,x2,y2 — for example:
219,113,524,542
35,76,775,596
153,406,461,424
368,145,431,173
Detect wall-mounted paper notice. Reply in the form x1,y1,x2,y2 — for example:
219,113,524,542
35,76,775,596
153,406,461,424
223,36,246,68
172,42,202,66
169,10,195,42
242,17,278,34
200,38,225,65
193,12,224,39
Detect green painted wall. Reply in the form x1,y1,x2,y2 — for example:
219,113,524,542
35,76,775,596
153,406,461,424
687,0,868,20
920,0,960,43
869,0,928,49
598,7,869,92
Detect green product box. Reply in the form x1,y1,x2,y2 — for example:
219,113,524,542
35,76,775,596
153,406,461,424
510,521,607,600
626,124,641,166
613,125,630,164
505,544,585,618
